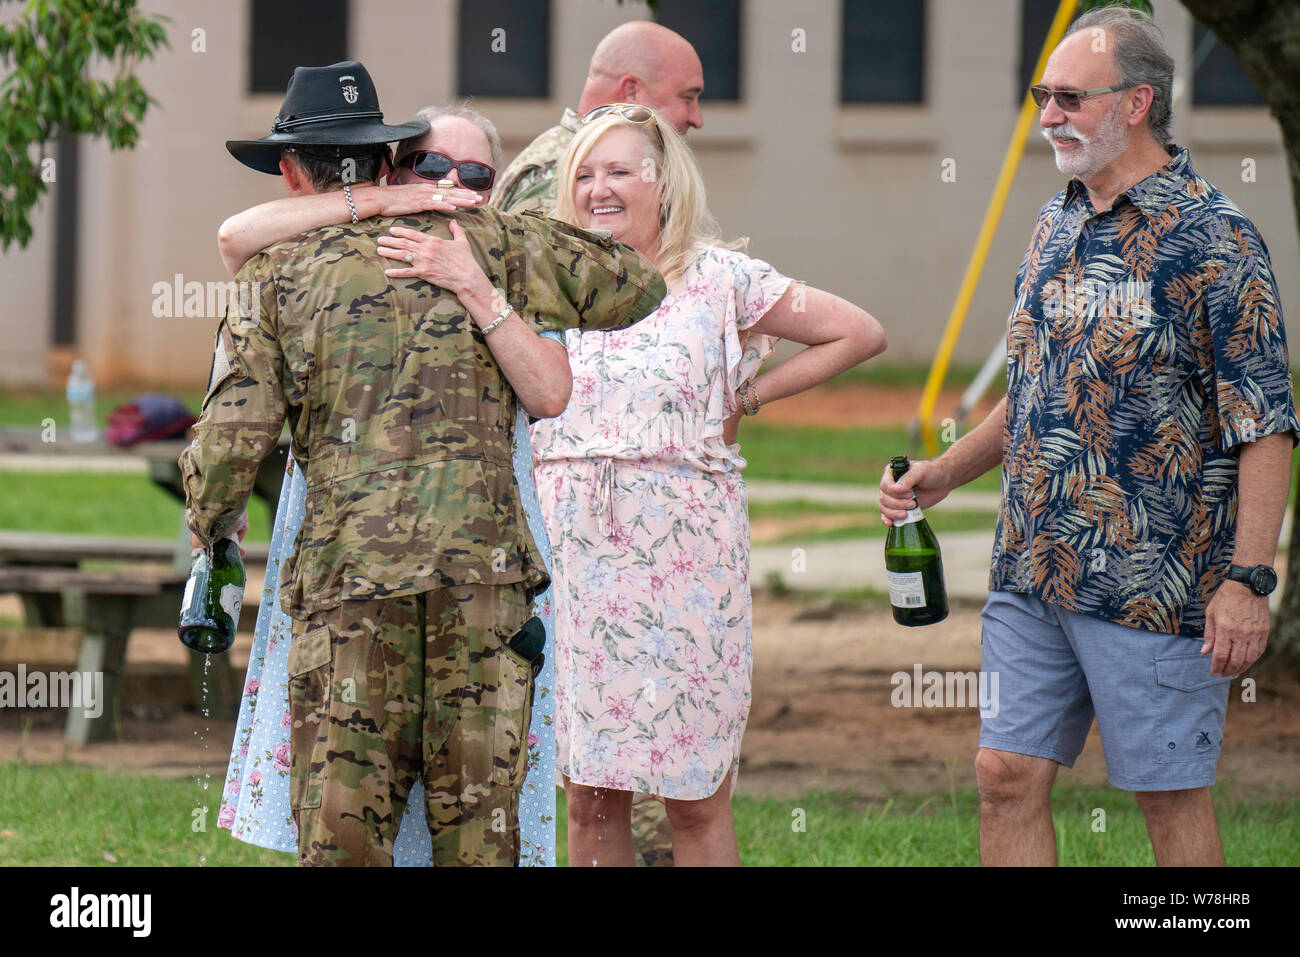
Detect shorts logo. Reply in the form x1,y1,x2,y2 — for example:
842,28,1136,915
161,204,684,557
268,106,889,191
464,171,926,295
339,75,359,104
1195,730,1213,748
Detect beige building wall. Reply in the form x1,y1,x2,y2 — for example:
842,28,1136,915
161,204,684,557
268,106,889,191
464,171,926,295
1,0,1295,389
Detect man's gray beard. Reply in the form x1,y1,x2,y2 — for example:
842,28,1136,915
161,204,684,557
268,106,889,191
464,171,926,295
1047,99,1128,179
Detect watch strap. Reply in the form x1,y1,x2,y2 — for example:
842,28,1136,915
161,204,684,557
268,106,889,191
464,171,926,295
1228,564,1275,595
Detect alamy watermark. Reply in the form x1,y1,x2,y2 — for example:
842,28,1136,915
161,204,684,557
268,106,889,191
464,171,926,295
0,665,103,719
151,274,262,324
891,664,999,718
49,886,150,937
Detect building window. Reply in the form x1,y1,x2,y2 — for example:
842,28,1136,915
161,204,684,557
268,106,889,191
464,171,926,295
656,0,741,101
1192,25,1263,106
457,0,550,98
249,0,349,95
841,0,925,104
1018,0,1058,103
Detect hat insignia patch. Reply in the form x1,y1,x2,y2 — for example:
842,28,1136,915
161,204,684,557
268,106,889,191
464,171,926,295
339,74,359,104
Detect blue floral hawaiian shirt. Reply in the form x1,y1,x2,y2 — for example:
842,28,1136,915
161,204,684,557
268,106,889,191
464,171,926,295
990,146,1298,637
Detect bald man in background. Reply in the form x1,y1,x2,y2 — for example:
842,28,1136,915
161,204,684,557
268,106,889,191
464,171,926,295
493,20,703,214
491,20,703,866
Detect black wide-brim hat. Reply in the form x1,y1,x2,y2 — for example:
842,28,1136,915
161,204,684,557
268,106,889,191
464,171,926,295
226,60,428,175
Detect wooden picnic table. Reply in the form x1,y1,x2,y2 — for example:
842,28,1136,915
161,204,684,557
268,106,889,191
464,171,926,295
0,565,191,743
0,537,269,742
0,426,288,743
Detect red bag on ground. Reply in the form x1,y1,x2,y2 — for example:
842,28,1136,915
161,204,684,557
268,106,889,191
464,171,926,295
104,394,197,447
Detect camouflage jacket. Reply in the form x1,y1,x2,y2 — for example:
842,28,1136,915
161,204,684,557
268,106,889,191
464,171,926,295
180,206,665,617
492,108,581,215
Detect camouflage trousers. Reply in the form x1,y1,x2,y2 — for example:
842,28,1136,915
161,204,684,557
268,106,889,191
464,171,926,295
287,582,538,866
631,798,675,867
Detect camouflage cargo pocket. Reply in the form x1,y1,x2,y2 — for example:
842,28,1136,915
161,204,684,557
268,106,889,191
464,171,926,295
494,638,539,791
287,623,332,810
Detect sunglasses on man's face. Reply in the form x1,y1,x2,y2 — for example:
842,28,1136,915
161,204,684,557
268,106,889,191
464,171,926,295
396,150,495,191
1029,84,1132,112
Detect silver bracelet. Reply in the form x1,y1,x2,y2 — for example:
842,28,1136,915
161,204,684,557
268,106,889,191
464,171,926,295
482,303,512,336
342,184,359,224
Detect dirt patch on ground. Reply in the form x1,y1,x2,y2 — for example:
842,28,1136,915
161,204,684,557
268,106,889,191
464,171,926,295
749,512,866,544
753,384,997,429
740,599,1300,799
3,597,1298,802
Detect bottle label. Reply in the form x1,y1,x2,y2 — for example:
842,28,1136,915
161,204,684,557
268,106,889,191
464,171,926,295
219,583,243,623
896,505,925,526
888,570,927,608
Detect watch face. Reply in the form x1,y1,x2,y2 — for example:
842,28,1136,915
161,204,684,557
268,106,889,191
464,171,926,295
1250,567,1278,595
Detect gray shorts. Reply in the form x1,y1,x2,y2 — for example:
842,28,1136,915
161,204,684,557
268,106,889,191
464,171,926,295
978,590,1232,791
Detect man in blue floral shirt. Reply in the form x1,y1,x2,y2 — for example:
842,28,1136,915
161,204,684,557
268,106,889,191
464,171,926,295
880,6,1297,865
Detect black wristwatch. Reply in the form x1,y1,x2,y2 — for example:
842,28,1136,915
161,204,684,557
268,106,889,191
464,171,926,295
1227,564,1278,596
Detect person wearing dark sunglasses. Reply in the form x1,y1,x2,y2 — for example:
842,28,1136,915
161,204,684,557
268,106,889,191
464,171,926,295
217,104,493,274
881,5,1296,869
395,149,495,191
210,94,620,867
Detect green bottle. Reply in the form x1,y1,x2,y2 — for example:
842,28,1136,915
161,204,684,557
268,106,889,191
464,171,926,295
884,455,948,626
178,536,245,654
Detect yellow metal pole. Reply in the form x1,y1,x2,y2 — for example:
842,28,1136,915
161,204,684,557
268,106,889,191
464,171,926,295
915,0,1079,456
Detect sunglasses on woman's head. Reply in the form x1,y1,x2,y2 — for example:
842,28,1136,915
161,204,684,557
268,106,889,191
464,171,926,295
397,150,495,191
1028,84,1132,112
582,103,666,148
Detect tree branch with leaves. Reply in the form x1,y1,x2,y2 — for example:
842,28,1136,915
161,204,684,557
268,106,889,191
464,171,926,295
0,0,168,251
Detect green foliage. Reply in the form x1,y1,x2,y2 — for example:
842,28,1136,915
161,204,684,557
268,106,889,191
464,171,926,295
0,0,169,250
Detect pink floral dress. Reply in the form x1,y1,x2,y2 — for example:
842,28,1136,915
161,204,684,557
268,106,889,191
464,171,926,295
530,242,791,800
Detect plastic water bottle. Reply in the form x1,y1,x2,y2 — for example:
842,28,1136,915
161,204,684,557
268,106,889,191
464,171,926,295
66,359,99,442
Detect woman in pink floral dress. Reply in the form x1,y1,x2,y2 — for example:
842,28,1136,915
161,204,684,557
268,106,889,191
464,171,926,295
540,107,885,866
410,105,885,864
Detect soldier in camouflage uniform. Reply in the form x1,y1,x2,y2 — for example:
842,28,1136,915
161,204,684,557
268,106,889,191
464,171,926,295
493,109,583,216
491,21,703,868
183,62,664,866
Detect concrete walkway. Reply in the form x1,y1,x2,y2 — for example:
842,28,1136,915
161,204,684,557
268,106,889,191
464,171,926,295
0,452,148,473
752,530,997,601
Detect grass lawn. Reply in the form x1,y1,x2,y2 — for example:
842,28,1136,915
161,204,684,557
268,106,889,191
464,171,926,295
752,505,998,546
0,762,291,867
823,360,993,391
738,422,1003,490
0,389,206,432
3,763,1295,866
555,785,1300,867
0,471,274,544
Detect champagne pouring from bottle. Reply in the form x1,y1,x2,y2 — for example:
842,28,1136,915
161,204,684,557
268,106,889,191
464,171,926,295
884,455,948,626
178,513,248,654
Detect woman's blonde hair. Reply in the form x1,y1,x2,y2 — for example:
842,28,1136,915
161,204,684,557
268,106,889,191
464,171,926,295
554,108,744,282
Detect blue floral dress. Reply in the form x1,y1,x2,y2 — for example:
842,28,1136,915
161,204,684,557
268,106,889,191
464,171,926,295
219,394,559,866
